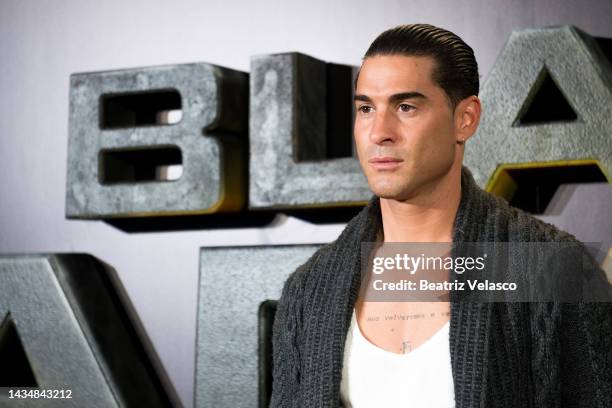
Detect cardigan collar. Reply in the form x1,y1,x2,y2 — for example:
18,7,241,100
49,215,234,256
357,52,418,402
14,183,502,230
332,165,493,407
344,165,488,245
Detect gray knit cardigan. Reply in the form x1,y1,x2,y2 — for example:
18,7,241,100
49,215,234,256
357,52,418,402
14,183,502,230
270,166,611,408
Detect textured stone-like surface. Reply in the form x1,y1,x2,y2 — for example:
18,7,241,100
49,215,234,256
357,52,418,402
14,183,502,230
66,63,248,219
249,53,370,209
195,245,321,407
0,254,177,407
466,26,612,187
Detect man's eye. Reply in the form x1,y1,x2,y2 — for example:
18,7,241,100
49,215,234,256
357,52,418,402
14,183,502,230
399,104,415,112
358,105,373,114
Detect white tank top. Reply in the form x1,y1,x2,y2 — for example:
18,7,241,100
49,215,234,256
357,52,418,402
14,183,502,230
340,308,455,407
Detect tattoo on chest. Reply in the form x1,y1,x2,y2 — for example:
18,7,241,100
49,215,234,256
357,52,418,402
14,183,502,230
365,311,450,322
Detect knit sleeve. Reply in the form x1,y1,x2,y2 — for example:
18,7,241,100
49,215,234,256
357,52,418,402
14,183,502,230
269,268,304,407
559,242,612,407
559,301,612,407
530,242,612,408
528,230,612,407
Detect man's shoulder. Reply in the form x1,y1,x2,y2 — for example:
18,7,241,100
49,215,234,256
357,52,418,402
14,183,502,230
280,241,339,293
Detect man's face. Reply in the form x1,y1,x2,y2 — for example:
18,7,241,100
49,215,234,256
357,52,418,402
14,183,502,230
354,55,460,201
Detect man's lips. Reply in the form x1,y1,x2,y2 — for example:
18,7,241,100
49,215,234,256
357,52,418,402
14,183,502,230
368,156,403,170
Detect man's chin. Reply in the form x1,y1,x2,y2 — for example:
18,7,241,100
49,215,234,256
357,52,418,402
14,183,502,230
370,184,413,201
376,192,408,201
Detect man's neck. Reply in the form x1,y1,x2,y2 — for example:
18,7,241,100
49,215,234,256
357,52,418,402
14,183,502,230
380,167,462,243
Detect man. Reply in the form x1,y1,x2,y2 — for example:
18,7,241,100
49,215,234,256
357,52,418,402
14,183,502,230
270,24,611,407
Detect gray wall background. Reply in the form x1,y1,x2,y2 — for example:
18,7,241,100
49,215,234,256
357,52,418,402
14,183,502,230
1,1,611,406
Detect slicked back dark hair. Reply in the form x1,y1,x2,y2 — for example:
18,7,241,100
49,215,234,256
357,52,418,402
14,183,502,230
361,24,479,109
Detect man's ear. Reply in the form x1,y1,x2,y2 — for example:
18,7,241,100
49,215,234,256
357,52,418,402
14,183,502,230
454,95,481,144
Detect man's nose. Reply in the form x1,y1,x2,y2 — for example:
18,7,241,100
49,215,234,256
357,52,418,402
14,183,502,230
369,110,397,145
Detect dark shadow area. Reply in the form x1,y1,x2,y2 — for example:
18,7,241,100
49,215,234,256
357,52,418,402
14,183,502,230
0,313,38,387
258,300,277,408
99,146,183,184
514,67,578,126
100,89,182,129
293,56,355,162
501,164,607,214
326,63,355,159
595,36,612,66
105,210,278,232
104,205,364,232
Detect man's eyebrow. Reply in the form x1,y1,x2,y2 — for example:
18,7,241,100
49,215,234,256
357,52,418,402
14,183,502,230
354,94,372,102
389,92,426,103
353,92,427,103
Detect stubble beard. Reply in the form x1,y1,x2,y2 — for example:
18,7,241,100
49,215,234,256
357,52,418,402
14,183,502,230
368,159,455,202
